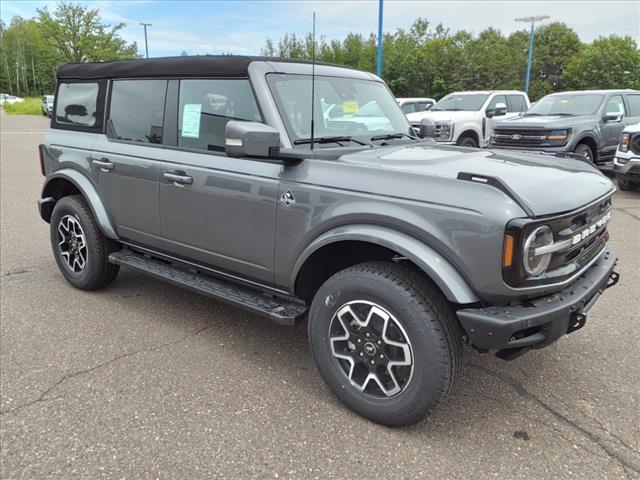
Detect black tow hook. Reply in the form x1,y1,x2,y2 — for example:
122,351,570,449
606,271,620,289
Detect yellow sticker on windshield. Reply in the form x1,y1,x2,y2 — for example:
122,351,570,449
343,100,359,114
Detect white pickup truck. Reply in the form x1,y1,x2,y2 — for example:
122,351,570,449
407,90,530,147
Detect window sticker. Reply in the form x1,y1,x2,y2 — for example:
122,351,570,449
182,103,202,138
343,100,359,114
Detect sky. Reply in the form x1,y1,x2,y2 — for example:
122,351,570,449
2,0,639,58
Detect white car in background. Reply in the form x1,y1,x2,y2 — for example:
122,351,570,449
0,93,25,106
407,90,530,147
397,97,435,114
614,122,640,191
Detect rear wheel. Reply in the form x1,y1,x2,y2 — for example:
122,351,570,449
456,135,478,148
50,195,120,290
574,143,594,162
308,262,461,426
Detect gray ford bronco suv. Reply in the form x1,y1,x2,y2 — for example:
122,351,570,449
38,56,619,426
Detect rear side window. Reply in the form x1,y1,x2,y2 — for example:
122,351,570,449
178,79,262,152
625,94,640,116
55,83,99,127
108,80,167,144
507,95,527,113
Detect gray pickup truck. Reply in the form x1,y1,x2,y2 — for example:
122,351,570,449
38,56,619,426
490,89,640,170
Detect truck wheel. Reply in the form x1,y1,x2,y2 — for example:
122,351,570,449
308,261,461,426
457,135,478,148
50,195,120,290
618,178,639,191
574,143,594,162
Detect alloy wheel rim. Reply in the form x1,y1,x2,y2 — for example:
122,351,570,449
57,215,88,273
328,300,414,398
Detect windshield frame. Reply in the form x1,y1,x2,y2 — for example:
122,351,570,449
265,72,412,147
431,93,490,112
526,93,606,116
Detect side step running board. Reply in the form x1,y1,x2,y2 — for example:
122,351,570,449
109,250,307,326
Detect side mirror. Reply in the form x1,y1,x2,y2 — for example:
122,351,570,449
603,112,623,123
419,118,436,139
225,121,280,158
487,102,507,118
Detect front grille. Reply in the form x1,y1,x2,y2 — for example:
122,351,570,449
492,128,557,148
411,122,452,141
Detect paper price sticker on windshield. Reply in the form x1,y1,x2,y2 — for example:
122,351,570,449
343,100,359,114
182,103,202,138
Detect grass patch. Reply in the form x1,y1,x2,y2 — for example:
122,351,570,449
3,97,43,116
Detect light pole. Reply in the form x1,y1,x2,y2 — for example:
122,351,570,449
140,22,152,58
515,15,549,94
376,0,383,77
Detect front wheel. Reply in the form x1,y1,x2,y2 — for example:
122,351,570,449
574,143,594,162
618,178,639,191
456,135,479,148
308,262,461,426
50,195,120,290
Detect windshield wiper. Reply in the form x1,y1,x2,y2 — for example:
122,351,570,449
293,135,368,146
370,133,417,142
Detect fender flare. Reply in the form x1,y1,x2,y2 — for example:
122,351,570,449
572,131,600,151
455,125,482,145
290,224,479,304
41,169,118,240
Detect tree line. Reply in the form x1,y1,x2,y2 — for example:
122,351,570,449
262,18,640,101
1,3,638,101
0,2,138,97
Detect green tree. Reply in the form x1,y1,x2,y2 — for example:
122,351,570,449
564,35,640,90
36,2,138,63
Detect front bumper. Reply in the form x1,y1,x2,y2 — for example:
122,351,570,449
457,247,618,358
614,157,640,181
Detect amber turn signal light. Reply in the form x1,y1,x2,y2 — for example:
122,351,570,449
503,234,515,268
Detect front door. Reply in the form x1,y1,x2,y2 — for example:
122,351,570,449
601,95,627,158
159,78,279,284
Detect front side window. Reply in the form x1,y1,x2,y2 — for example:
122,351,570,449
527,94,604,116
55,82,99,126
487,95,507,111
267,73,411,142
605,95,625,116
178,79,262,152
401,102,417,114
431,93,490,112
108,80,167,144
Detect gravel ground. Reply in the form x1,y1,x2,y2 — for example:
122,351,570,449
1,111,639,479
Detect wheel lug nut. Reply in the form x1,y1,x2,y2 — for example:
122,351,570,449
357,339,361,343
359,352,363,357
370,360,375,365
377,340,381,345
379,354,384,359
365,332,370,337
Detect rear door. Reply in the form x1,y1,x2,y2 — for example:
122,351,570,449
91,79,167,248
158,78,279,284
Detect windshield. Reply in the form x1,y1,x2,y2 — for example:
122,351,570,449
266,73,412,143
431,93,489,111
527,94,604,116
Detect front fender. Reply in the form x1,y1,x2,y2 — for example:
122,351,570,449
41,169,118,240
290,224,479,304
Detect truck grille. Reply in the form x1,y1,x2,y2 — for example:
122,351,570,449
411,122,452,141
492,128,554,147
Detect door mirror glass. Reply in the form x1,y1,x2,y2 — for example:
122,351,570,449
225,121,280,158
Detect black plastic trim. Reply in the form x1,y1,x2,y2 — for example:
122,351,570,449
456,171,534,216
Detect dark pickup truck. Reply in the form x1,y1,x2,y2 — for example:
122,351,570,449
490,89,640,170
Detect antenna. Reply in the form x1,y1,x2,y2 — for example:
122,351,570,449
310,12,316,151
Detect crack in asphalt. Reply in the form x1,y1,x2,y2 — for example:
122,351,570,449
614,207,640,223
0,323,215,417
470,363,640,474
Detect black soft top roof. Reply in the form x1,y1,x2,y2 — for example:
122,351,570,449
56,55,326,80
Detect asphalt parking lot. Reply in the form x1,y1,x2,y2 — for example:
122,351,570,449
1,111,639,479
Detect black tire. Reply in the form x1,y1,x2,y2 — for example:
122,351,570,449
308,261,462,426
50,195,120,290
574,143,594,162
456,135,478,148
618,178,640,191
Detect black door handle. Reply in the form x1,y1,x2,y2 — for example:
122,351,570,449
163,171,193,185
92,158,114,172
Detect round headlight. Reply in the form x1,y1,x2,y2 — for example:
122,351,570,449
523,226,554,277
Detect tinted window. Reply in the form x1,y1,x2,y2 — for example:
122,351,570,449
419,101,433,110
401,102,417,114
55,83,99,126
507,94,527,113
626,94,640,116
178,79,262,152
528,94,604,115
605,95,626,116
432,94,489,111
108,80,167,144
